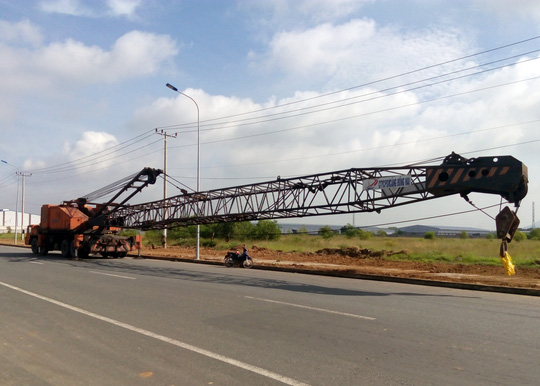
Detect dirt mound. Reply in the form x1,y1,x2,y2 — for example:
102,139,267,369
137,245,540,291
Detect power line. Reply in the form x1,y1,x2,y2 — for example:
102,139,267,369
166,119,540,172
18,36,540,183
166,74,540,150
157,35,540,131
27,129,157,174
163,51,540,134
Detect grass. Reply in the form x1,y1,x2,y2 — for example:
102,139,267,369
0,233,20,242
220,234,540,268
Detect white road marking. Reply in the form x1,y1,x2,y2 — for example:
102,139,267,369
0,280,310,386
28,261,44,264
245,296,376,320
89,271,136,280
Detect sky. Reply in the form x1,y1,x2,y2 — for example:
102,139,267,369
0,0,539,232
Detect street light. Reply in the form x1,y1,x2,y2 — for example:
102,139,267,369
1,160,31,245
166,83,201,260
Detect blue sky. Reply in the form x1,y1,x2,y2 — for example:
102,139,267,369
1,0,539,230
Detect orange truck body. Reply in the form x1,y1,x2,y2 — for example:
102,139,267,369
25,203,142,258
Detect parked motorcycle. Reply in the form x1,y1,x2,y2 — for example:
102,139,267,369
224,251,253,268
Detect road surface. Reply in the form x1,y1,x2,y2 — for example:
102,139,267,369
1,245,538,385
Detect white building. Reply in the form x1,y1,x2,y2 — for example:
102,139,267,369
0,209,41,234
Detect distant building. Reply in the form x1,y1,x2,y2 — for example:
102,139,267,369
278,223,393,235
0,209,41,234
397,224,491,238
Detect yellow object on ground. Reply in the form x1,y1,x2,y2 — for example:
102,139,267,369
501,252,516,276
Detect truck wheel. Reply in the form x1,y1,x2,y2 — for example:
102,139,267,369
39,246,49,256
69,241,77,258
78,248,90,259
31,238,39,255
60,240,71,257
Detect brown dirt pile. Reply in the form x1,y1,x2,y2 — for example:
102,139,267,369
138,245,540,290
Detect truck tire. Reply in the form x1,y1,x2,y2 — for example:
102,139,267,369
39,246,49,256
60,239,71,257
70,241,77,258
78,248,90,259
30,238,39,255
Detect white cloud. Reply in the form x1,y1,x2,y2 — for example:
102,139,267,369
0,24,177,93
68,131,118,161
238,0,372,32
250,18,473,94
475,0,540,22
297,0,374,23
106,0,142,18
39,0,93,16
259,19,377,76
0,19,43,46
39,0,143,18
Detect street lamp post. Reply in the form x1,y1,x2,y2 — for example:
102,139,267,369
166,83,201,260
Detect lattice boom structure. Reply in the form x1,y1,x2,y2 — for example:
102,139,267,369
109,153,527,231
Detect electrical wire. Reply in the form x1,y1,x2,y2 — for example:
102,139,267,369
27,129,157,174
161,52,540,134
12,36,539,190
334,204,503,231
157,35,540,131
166,75,540,150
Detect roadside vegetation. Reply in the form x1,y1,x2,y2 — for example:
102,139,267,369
140,221,540,268
2,222,539,267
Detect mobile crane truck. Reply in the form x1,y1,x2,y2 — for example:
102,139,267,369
25,152,528,269
25,167,162,258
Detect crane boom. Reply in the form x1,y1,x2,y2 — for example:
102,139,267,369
109,153,528,234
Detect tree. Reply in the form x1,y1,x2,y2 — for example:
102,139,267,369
297,226,309,235
376,230,387,237
357,229,372,240
319,225,335,239
200,224,218,240
459,230,468,239
215,222,235,241
513,230,527,242
232,221,255,240
169,225,195,239
528,228,540,240
340,223,358,238
424,231,436,239
253,220,281,240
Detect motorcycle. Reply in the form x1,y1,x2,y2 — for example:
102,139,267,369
224,251,254,268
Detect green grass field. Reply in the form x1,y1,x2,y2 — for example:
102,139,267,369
230,234,540,267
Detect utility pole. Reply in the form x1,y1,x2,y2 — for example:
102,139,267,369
155,129,177,248
1,160,31,244
19,171,32,242
533,202,536,229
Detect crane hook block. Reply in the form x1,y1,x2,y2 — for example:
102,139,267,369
495,206,520,243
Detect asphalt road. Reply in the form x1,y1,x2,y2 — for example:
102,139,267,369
1,245,539,385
